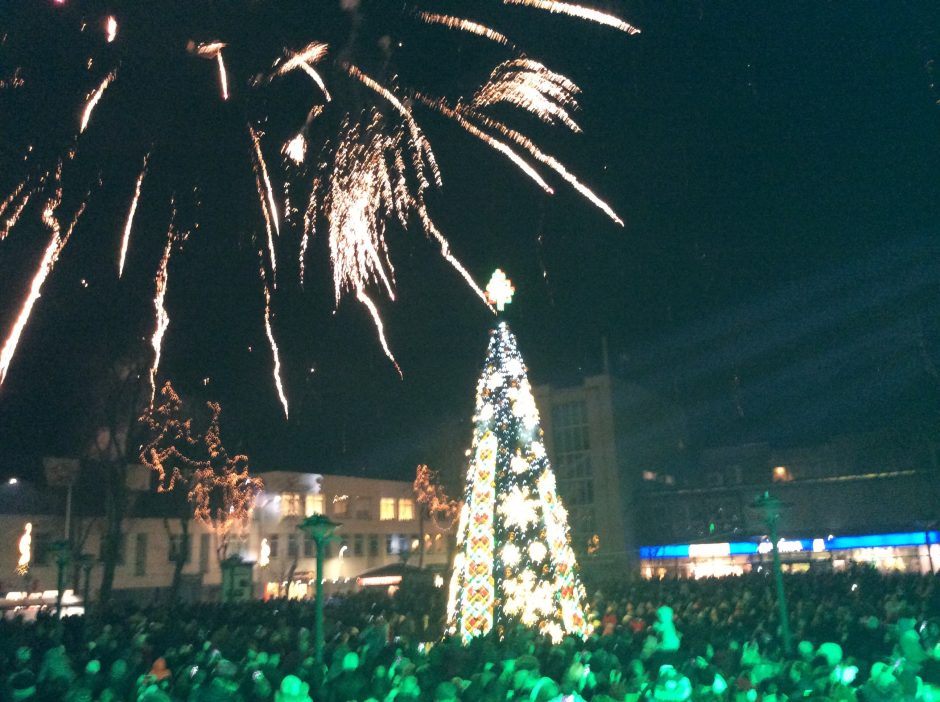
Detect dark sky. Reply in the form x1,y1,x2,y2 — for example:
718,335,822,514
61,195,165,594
1,1,939,483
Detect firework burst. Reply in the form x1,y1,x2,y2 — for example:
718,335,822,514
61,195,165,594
0,0,637,411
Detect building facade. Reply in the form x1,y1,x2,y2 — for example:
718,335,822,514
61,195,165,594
532,373,687,575
0,464,450,604
635,432,940,577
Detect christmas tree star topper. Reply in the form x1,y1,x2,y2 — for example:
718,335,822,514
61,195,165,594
485,269,515,312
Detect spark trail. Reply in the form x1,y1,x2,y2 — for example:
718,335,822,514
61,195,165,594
414,93,554,194
417,13,515,48
503,0,641,34
261,268,289,419
148,222,175,408
457,103,623,225
80,72,115,133
118,154,149,277
0,176,87,386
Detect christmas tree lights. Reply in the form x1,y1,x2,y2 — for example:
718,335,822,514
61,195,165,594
447,316,590,643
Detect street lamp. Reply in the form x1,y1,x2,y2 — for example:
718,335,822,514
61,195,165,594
298,513,341,666
78,553,96,611
48,539,71,618
752,491,792,653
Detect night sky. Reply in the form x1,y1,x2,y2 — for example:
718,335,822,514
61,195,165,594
1,1,939,484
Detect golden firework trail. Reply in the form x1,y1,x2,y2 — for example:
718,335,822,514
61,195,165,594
191,42,229,100
217,54,229,100
345,64,441,189
249,126,280,237
0,181,26,220
249,134,279,284
415,93,554,194
300,176,319,288
458,103,623,225
357,288,401,378
474,59,582,132
326,116,398,306
344,67,489,308
274,42,332,102
503,0,641,34
415,203,493,309
261,269,289,419
0,175,87,386
417,12,515,48
80,71,116,133
0,183,31,241
118,153,149,278
148,223,175,408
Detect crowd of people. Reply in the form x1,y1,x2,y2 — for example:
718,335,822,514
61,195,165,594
1,568,938,702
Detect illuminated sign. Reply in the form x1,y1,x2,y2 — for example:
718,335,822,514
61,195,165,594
639,531,940,560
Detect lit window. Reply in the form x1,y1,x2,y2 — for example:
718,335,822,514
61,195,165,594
398,498,415,521
305,494,324,516
333,495,349,516
281,493,302,518
380,498,396,521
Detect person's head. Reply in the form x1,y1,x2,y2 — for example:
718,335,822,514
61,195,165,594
342,651,360,672
529,677,559,702
275,674,313,702
436,681,460,702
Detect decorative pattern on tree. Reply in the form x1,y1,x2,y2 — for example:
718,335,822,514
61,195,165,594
447,322,590,643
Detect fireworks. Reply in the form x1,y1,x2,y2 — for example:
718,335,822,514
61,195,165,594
504,0,642,35
0,167,87,386
148,224,176,408
417,13,515,48
0,1,639,405
80,72,115,133
118,154,148,278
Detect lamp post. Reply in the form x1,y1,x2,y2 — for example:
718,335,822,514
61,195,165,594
298,513,340,665
78,553,96,611
49,540,71,618
753,491,792,653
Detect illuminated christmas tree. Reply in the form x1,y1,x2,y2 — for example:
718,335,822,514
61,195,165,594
446,271,590,643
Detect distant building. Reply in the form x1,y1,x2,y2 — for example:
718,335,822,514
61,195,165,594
533,373,688,575
635,431,940,577
0,462,450,603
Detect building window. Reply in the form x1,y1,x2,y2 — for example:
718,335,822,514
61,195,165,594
386,534,398,555
368,534,379,556
305,494,325,516
380,498,396,521
332,495,349,516
281,493,302,518
354,534,364,556
199,533,210,574
354,497,372,520
168,535,190,564
398,498,415,521
303,536,315,558
134,533,147,577
268,534,279,559
552,400,594,507
287,534,299,559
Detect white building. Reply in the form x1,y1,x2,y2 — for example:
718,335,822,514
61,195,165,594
0,464,451,604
